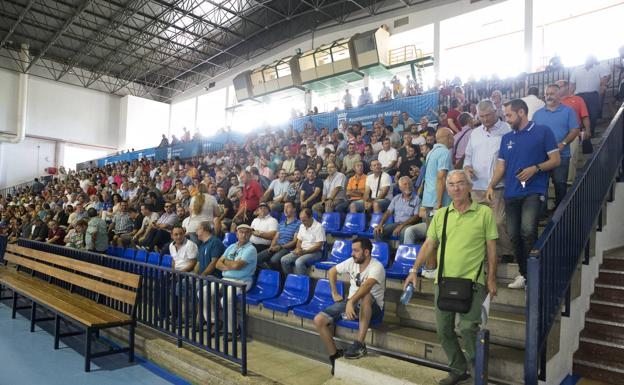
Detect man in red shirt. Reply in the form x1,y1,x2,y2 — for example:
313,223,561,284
232,170,262,227
446,99,462,134
556,79,591,184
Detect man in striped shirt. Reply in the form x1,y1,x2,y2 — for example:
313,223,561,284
256,201,301,271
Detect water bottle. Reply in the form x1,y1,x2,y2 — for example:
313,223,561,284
400,283,414,305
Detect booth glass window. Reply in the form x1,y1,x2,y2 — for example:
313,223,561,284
250,70,264,86
353,34,376,53
331,40,350,61
262,66,278,81
314,46,333,66
299,53,316,71
277,59,292,78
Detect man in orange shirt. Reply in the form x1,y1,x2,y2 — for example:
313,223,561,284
556,80,590,184
336,161,366,213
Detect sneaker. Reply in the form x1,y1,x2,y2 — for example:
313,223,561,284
344,341,367,359
507,275,526,289
329,349,344,375
421,268,437,279
438,372,470,385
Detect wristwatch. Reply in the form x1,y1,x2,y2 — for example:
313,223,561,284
561,141,567,146
409,268,418,274
535,164,542,173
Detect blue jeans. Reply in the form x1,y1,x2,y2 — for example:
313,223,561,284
505,194,541,278
577,91,600,137
350,199,390,212
280,251,322,276
550,157,570,208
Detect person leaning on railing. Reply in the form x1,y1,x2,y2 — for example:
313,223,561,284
403,170,498,385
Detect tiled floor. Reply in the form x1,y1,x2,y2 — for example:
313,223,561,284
0,302,188,385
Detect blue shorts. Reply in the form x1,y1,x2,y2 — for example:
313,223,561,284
319,299,383,324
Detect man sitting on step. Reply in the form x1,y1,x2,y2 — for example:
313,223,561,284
313,237,386,375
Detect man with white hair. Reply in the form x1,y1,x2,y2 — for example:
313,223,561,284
373,176,421,244
404,169,498,385
464,99,514,261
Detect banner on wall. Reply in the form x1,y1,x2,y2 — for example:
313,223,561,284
289,91,439,132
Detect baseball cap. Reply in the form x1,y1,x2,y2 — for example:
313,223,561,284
258,202,269,209
237,224,253,231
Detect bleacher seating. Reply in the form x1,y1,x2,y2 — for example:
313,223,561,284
262,274,310,313
147,251,160,265
330,213,366,237
223,232,238,248
337,306,385,330
314,240,352,270
386,244,422,279
293,279,344,319
161,254,173,268
321,212,341,233
123,248,135,260
246,269,281,305
371,242,389,268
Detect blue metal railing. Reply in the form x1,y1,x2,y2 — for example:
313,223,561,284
525,104,624,384
10,239,248,375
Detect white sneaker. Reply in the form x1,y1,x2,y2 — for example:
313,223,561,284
507,275,526,289
421,268,437,279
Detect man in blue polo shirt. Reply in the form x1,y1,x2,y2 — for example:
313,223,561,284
487,99,561,289
257,201,301,270
533,84,579,208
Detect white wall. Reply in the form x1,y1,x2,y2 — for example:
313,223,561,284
0,68,122,188
119,95,170,151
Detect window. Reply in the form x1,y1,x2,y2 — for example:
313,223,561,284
440,0,524,80
353,34,376,53
262,66,278,81
533,0,624,69
299,53,316,71
331,40,351,62
314,45,333,66
276,59,292,78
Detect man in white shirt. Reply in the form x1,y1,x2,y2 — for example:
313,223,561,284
342,89,353,109
260,169,290,213
169,225,198,272
377,138,398,173
249,203,278,253
316,136,335,160
314,237,385,371
521,87,545,120
570,55,610,134
280,208,325,276
464,99,513,260
312,162,346,217
378,82,392,102
350,160,392,213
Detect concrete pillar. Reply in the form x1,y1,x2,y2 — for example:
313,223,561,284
433,21,440,81
54,141,65,168
363,74,370,88
524,0,534,73
304,90,312,113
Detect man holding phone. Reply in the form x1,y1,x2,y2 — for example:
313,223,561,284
486,99,560,289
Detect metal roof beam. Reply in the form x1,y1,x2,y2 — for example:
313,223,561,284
26,0,95,72
0,0,36,48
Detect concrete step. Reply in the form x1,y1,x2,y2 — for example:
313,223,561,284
573,351,624,385
333,353,447,385
601,258,624,271
247,306,525,384
397,298,527,348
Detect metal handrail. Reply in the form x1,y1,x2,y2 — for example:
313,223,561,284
525,103,624,384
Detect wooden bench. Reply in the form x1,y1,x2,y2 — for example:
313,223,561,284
0,244,141,372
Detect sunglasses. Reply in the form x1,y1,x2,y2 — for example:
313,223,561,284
355,273,361,287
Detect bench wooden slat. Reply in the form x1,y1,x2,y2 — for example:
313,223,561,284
0,267,130,324
7,244,140,289
0,270,131,327
4,253,137,306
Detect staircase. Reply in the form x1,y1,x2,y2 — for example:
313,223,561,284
574,247,624,384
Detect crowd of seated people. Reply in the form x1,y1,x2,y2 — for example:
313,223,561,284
0,58,617,383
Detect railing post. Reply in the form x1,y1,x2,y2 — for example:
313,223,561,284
474,329,489,385
525,256,540,385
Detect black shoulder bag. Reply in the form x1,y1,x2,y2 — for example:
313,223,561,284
436,207,483,314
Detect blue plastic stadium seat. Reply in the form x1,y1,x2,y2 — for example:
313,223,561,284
337,307,385,330
106,246,115,256
314,240,352,270
145,251,159,265
123,248,136,260
386,244,422,279
246,270,281,306
262,274,310,313
160,254,173,269
330,213,366,237
223,232,238,248
134,249,148,263
113,246,124,258
293,279,344,319
321,212,341,233
371,242,389,268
